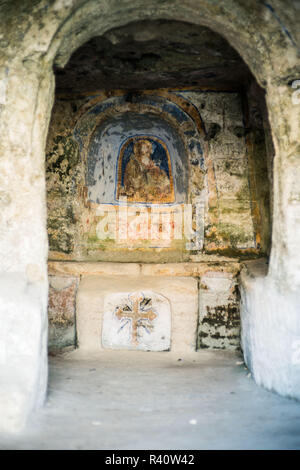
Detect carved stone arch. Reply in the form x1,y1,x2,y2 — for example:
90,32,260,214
73,97,190,206
44,1,292,88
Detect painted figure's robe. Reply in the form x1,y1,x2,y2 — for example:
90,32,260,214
122,155,171,202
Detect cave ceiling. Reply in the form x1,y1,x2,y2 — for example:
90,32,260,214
54,20,252,93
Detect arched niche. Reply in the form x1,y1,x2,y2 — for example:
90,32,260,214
85,111,188,205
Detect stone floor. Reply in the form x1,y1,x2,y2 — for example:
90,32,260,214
1,349,300,450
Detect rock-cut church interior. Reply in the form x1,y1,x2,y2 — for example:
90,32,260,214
47,20,272,355
1,0,300,450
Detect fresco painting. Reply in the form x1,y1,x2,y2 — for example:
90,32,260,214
117,137,174,204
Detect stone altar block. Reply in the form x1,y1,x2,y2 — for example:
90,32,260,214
76,275,198,352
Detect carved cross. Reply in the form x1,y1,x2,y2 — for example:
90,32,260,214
115,292,157,345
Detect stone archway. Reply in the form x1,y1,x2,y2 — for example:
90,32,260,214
0,0,299,432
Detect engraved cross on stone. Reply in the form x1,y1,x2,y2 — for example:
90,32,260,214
115,292,157,345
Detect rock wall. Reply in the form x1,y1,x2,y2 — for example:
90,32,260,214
198,271,240,350
240,260,300,400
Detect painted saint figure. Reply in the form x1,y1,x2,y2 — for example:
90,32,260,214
118,138,174,203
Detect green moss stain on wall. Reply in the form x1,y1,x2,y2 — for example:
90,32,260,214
46,90,271,261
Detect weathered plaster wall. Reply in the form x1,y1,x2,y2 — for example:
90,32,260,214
177,90,263,253
246,81,274,254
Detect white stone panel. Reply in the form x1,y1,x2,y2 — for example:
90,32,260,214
102,291,171,351
0,274,48,433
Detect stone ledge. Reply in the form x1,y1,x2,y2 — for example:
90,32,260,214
48,260,242,278
48,261,140,277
